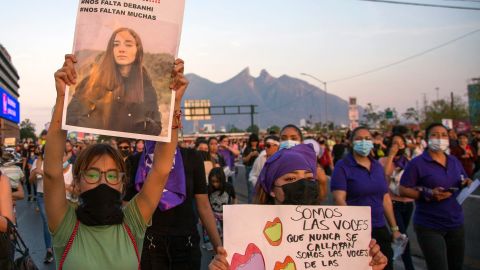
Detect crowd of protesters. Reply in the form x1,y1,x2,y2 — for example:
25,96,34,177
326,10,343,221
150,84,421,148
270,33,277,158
0,121,478,269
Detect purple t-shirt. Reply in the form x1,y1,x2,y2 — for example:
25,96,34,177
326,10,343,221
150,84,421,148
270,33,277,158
400,151,465,230
331,154,388,229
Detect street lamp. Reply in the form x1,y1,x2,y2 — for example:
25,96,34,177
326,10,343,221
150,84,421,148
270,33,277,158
300,73,328,127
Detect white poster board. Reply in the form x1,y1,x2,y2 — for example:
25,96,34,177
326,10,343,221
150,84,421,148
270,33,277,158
224,205,372,270
63,0,185,142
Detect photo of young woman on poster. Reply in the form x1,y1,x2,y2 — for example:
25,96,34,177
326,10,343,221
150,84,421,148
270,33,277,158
66,27,162,135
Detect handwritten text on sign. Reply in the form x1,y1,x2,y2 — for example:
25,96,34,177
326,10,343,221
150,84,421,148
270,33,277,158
224,205,372,270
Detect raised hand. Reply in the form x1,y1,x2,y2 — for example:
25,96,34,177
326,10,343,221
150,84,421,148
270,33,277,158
54,54,77,97
170,58,188,108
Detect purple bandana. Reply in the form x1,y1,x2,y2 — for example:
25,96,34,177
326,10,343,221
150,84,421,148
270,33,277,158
135,141,186,211
258,144,317,194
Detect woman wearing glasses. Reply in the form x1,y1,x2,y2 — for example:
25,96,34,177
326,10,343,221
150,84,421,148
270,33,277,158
248,135,280,189
43,54,187,270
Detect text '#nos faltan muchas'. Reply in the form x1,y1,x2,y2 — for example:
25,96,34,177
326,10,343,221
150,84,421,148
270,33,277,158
80,0,158,20
288,206,370,269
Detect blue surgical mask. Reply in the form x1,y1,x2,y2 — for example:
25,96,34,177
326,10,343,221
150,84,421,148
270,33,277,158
279,140,300,150
353,140,374,157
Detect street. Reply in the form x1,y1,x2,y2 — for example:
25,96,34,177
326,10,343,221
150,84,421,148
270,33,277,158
15,164,480,270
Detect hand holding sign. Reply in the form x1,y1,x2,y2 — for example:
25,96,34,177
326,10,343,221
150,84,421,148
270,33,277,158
55,54,78,97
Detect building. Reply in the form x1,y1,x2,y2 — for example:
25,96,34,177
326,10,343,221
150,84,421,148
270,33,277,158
0,44,21,146
468,78,480,127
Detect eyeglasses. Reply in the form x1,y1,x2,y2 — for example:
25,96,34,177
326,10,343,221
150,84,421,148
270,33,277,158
81,168,124,185
265,143,277,149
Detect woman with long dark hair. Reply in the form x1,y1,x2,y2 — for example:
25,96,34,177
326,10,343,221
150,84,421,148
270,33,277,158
67,27,161,135
380,134,415,270
242,133,260,203
45,54,186,269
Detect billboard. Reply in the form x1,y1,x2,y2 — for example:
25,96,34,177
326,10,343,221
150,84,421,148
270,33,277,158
184,99,211,120
0,86,20,124
468,83,480,126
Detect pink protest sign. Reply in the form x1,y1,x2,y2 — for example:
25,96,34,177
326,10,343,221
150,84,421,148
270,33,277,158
224,205,372,270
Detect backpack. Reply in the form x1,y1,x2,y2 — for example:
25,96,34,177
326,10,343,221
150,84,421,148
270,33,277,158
0,217,39,270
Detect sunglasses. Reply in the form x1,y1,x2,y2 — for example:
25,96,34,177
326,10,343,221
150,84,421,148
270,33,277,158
118,146,130,150
81,168,124,185
265,143,277,149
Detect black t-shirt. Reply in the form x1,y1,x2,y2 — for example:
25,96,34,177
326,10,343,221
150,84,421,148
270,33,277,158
242,147,260,167
124,148,207,236
332,144,346,163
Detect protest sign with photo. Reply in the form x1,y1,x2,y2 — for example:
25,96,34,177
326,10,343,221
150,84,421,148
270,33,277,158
224,205,372,270
62,0,185,142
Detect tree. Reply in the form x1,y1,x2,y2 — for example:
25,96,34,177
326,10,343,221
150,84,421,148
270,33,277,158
228,125,243,133
20,119,37,141
267,125,281,134
313,122,323,132
97,135,114,143
246,124,259,134
402,107,419,123
361,103,382,128
423,95,468,126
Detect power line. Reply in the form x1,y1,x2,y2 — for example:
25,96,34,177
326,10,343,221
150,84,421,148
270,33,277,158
328,28,480,84
356,0,480,10
442,0,480,3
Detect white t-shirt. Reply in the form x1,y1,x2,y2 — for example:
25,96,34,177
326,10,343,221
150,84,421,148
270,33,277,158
30,159,44,193
31,160,76,201
248,150,267,186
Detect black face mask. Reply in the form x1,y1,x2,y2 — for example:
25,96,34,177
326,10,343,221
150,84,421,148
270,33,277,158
396,148,406,156
281,178,320,205
121,149,130,158
76,184,123,226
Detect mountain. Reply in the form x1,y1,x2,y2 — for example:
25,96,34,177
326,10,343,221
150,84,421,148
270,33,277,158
183,68,351,131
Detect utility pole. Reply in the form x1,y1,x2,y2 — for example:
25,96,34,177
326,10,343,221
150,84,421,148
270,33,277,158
422,92,428,121
450,92,454,111
250,105,255,131
435,87,440,101
415,100,420,123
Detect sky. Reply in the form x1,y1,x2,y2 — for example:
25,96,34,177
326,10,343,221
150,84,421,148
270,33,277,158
1,0,480,131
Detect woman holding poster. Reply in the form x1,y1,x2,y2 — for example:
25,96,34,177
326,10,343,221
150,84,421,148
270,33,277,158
66,27,162,135
209,144,388,270
44,54,187,270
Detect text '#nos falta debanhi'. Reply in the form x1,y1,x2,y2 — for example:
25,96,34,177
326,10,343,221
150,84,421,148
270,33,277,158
80,0,157,20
